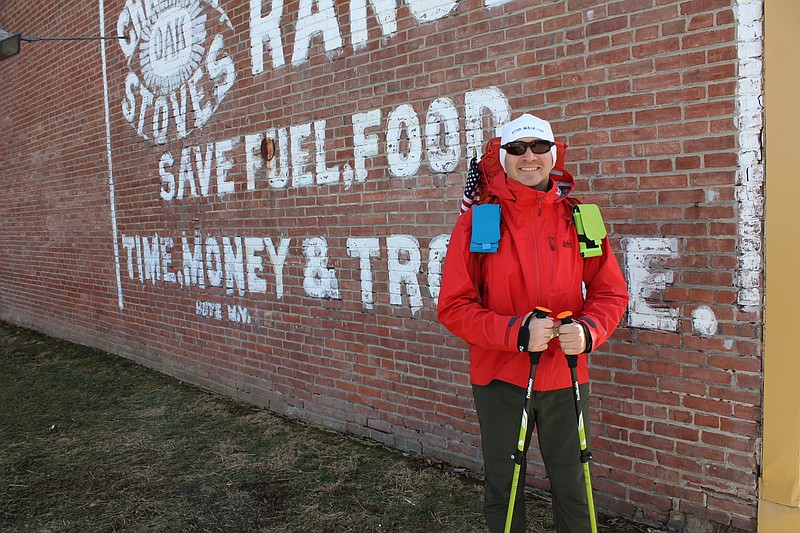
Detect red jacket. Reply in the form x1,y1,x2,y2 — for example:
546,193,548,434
438,143,629,391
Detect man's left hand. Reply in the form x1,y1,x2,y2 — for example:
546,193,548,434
557,321,586,355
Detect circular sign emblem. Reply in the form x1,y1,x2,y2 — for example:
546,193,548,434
140,4,207,95
117,0,236,143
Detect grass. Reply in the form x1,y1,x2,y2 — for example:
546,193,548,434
0,322,648,533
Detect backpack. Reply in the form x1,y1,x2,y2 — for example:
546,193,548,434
467,137,605,301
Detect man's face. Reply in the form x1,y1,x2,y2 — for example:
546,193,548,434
504,137,555,191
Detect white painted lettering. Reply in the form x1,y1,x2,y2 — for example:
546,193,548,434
347,237,380,309
352,109,381,185
177,147,198,199
692,305,718,336
425,98,460,173
142,234,161,283
152,96,170,144
291,123,314,187
622,237,679,331
269,128,291,188
427,234,449,304
314,120,339,185
386,104,422,177
135,236,144,281
207,34,236,102
195,144,214,196
117,5,137,58
169,85,189,139
159,152,176,201
182,233,205,289
137,84,154,138
122,72,139,123
464,86,510,157
118,1,236,142
227,304,251,324
196,300,223,320
223,236,246,296
245,237,267,294
250,0,285,75
266,237,291,299
121,232,472,314
292,0,344,65
303,237,340,299
216,138,238,196
350,0,397,47
245,132,264,191
122,235,137,279
387,235,422,314
205,236,224,287
406,0,457,22
160,236,177,283
188,67,213,129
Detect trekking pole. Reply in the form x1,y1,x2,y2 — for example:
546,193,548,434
557,311,598,533
504,306,551,533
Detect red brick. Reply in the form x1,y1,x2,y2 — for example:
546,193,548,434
636,106,682,123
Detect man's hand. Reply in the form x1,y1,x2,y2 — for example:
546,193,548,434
522,311,554,353
557,320,586,355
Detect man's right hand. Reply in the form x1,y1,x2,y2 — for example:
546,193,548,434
521,311,554,353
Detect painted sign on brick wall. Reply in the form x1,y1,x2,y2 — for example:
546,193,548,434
117,0,236,143
104,0,731,336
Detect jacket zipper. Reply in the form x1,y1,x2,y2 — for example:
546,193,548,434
534,198,544,321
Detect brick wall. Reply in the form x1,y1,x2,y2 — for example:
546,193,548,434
0,0,763,530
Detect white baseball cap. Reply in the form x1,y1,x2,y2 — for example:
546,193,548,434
499,114,558,171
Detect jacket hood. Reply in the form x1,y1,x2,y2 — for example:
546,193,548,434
477,136,575,205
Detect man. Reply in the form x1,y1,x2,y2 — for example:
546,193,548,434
438,114,629,532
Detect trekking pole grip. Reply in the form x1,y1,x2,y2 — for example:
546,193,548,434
528,307,551,365
557,311,579,369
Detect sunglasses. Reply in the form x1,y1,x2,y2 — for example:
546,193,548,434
501,140,555,156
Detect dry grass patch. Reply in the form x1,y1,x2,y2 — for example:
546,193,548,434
0,323,647,533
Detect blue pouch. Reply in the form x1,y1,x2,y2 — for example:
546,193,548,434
470,204,501,253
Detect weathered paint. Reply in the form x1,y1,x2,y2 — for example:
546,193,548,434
100,0,124,310
622,237,679,331
103,1,753,333
347,237,381,309
118,0,236,143
387,235,423,314
250,0,458,74
303,237,341,299
735,0,765,313
691,305,718,337
120,232,449,318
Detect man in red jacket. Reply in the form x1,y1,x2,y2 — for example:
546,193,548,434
438,114,629,532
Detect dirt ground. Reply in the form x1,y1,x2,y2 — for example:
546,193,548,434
0,322,651,532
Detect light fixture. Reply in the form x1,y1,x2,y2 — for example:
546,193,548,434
0,29,123,62
0,28,22,61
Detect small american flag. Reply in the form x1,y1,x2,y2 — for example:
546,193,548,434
460,156,481,214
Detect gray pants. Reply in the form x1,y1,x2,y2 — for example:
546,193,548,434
472,380,593,533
